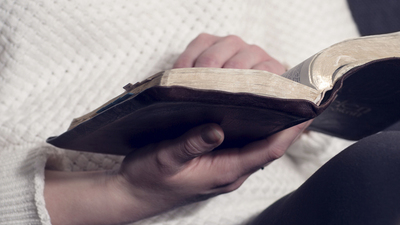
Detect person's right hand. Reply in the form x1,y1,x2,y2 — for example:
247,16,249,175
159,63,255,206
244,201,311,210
114,121,309,223
45,122,308,225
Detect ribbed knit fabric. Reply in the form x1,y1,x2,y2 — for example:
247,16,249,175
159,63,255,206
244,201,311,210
0,1,357,224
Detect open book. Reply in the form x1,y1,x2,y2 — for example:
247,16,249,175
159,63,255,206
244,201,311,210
47,32,400,155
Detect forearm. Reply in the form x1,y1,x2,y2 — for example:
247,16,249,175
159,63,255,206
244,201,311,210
44,170,149,225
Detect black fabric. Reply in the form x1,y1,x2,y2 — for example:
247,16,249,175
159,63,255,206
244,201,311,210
385,120,400,131
347,0,400,36
346,0,400,133
249,3,400,224
251,131,400,225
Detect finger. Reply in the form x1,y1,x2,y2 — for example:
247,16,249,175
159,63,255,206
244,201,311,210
222,45,271,69
159,124,224,166
238,121,310,173
252,60,287,75
185,121,309,191
194,35,246,68
173,33,222,68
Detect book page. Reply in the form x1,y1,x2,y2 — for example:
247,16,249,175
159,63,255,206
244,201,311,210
162,68,321,102
282,56,316,89
310,32,400,91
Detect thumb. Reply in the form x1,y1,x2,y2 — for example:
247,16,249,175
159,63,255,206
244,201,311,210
166,123,224,165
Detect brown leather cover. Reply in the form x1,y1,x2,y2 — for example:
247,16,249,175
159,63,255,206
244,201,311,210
47,58,400,155
47,88,319,155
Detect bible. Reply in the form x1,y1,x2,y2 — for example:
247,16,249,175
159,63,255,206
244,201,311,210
47,32,400,155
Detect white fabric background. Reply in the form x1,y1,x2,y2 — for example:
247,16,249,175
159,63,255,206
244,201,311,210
0,0,357,224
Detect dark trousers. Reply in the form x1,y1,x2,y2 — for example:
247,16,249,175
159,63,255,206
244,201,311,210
251,125,400,225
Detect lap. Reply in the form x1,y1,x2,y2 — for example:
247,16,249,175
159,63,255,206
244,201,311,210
251,130,400,225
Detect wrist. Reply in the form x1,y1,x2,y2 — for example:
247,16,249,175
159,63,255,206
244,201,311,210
111,170,177,221
44,170,148,225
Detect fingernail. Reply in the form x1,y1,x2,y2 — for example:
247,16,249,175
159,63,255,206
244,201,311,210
201,125,222,144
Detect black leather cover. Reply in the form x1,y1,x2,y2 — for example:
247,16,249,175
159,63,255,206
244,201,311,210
309,58,400,139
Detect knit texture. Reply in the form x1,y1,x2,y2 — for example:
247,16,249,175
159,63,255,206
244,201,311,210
0,0,357,224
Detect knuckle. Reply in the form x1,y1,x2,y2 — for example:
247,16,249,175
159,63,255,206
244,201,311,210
173,58,191,68
197,33,212,40
255,62,274,71
248,44,263,52
195,55,220,67
192,33,216,47
249,45,269,58
223,35,243,44
269,60,286,74
181,137,203,158
188,33,214,49
254,61,285,74
223,60,246,69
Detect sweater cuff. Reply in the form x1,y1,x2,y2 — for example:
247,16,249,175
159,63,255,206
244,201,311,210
0,143,56,225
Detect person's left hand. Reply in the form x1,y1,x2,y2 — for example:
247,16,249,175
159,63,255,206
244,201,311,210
173,33,286,74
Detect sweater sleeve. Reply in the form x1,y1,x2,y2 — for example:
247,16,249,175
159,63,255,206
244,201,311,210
0,139,54,225
0,0,360,224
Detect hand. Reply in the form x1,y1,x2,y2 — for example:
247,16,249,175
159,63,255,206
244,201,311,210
45,123,308,225
173,33,286,74
112,34,306,221
44,33,305,225
114,122,309,221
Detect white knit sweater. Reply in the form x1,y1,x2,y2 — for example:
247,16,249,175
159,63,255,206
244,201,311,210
0,1,357,224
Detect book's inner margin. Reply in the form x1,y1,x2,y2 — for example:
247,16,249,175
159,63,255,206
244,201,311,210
282,55,317,89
